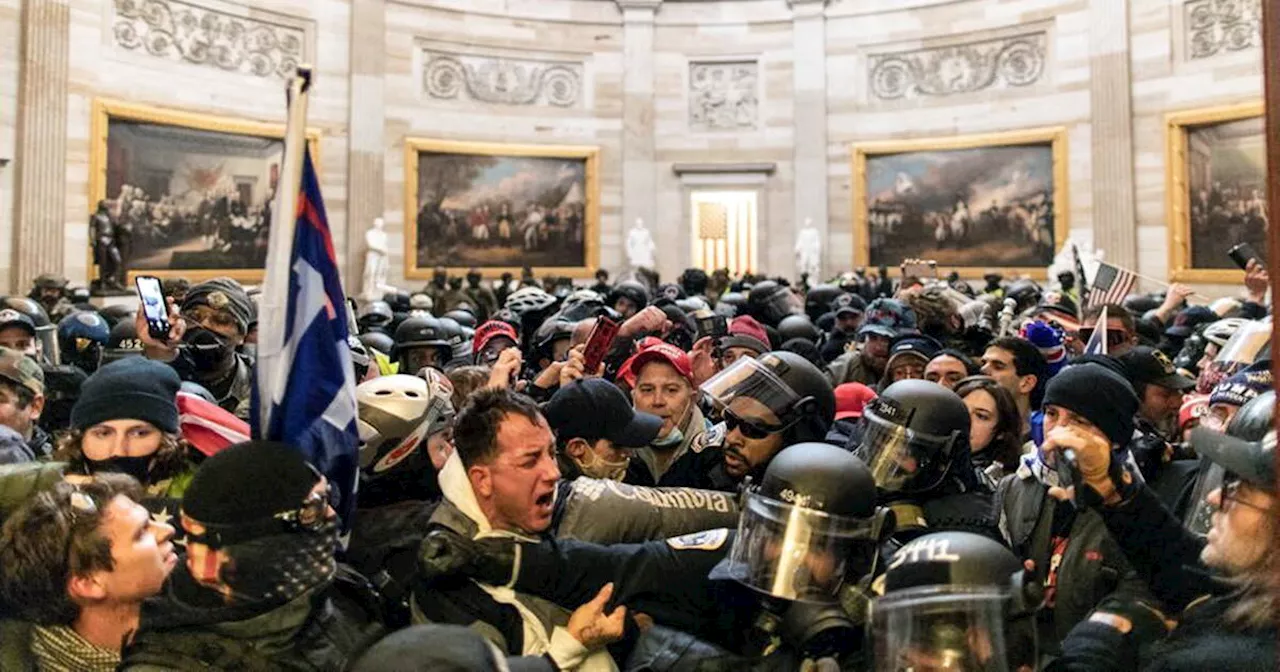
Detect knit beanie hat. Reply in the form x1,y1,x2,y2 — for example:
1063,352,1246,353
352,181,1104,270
182,277,254,334
1020,320,1067,377
182,441,318,526
71,357,181,433
1043,363,1139,447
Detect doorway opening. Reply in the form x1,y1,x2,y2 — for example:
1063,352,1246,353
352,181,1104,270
690,190,757,276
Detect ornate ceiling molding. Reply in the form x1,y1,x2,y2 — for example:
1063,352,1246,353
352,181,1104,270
423,50,585,108
1184,0,1261,59
868,31,1047,101
111,0,308,79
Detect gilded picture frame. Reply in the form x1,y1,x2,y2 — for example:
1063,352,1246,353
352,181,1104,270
1165,102,1266,283
852,127,1069,280
88,99,321,284
404,138,601,279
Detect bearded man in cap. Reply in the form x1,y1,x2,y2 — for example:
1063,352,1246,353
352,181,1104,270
120,441,383,670
136,277,255,419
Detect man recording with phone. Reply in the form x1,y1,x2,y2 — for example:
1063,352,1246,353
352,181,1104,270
135,277,255,419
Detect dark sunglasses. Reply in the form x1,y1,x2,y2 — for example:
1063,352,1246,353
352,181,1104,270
723,408,786,440
1076,327,1129,348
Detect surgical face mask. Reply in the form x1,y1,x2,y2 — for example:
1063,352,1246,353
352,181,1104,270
86,455,153,483
651,426,684,448
574,446,630,481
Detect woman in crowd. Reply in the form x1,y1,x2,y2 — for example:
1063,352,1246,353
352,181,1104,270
955,375,1024,488
53,358,200,499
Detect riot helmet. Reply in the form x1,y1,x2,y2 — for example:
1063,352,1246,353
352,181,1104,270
559,289,606,322
393,315,452,373
777,315,821,344
437,317,471,364
805,284,844,322
872,531,1040,672
100,320,144,366
443,309,478,329
607,281,650,318
1183,389,1275,535
57,311,110,374
747,281,804,327
1003,280,1042,315
679,268,709,297
383,290,411,314
716,292,747,319
98,303,137,328
1,297,56,364
359,331,395,356
356,373,455,506
358,301,394,332
724,442,888,603
348,335,372,381
531,317,575,366
701,350,836,444
1198,317,1270,393
855,380,970,496
409,293,434,314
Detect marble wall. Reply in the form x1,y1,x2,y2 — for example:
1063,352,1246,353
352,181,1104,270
1,0,1267,297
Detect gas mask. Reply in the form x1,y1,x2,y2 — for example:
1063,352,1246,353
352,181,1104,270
573,446,630,481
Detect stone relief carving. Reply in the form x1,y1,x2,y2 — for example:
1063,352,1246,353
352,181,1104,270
112,0,305,79
1185,0,1261,59
423,51,583,108
689,61,759,131
868,32,1046,101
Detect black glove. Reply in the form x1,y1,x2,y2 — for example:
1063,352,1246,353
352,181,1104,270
418,528,519,586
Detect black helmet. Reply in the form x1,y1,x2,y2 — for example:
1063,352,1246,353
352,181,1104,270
855,380,970,496
607,281,650,313
531,317,575,364
101,320,144,365
1183,390,1275,535
655,283,686,303
1,297,50,328
1227,389,1275,442
747,280,803,327
57,311,110,374
358,301,394,330
393,316,452,371
716,291,747,318
679,268,709,296
443,309,478,329
805,284,844,321
874,531,1040,671
383,290,411,314
777,315,821,344
701,350,836,444
1003,279,1042,315
98,304,137,328
437,317,470,363
359,331,395,356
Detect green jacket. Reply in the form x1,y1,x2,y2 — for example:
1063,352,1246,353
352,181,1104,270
0,620,36,672
0,461,66,522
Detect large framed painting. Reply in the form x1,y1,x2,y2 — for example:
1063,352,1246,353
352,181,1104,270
89,99,320,283
1166,102,1266,283
404,138,600,279
853,127,1069,279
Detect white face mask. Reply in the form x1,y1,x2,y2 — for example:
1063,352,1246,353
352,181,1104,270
651,397,694,448
574,446,630,481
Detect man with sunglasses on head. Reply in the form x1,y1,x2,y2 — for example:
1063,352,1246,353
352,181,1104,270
1079,303,1139,357
120,441,385,670
1047,390,1277,672
135,277,255,420
0,474,174,672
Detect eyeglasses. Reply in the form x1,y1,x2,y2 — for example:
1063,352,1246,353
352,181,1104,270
1219,476,1273,513
61,486,99,570
723,408,786,441
1076,327,1129,348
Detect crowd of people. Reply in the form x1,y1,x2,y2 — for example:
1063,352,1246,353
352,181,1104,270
0,258,1274,671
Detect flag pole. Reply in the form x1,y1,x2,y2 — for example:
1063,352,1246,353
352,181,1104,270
256,66,314,438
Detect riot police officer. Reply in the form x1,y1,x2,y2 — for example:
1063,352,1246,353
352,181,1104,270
419,442,894,669
746,280,804,327
392,315,453,375
853,379,998,545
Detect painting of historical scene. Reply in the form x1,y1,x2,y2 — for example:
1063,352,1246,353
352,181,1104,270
1185,115,1267,269
409,142,598,275
103,118,283,276
859,133,1064,272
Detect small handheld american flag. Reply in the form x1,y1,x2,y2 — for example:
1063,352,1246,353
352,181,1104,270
1085,262,1137,310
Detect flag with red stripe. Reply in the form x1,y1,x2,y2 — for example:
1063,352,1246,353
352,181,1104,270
1085,262,1137,310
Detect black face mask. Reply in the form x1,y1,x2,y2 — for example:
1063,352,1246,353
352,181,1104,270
87,455,153,483
181,325,234,372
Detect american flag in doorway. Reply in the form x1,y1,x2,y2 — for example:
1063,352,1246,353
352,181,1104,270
1085,262,1137,309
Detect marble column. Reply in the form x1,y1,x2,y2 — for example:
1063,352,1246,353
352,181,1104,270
346,0,386,290
789,0,829,280
1088,0,1138,271
13,0,70,289
616,0,660,272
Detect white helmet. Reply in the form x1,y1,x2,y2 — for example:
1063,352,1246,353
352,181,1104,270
409,293,434,311
505,286,557,316
356,374,454,477
1203,318,1250,347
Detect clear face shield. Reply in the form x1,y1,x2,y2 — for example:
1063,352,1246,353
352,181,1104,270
726,490,879,603
1200,318,1271,393
36,325,59,366
700,357,803,427
856,409,956,494
871,587,1036,672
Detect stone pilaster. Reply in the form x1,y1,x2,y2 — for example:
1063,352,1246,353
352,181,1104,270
789,0,828,280
347,0,386,290
616,0,660,271
13,0,69,289
1088,0,1137,270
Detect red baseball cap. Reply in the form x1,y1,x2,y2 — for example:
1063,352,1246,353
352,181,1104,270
721,316,770,355
834,383,877,421
473,320,519,355
1179,393,1210,430
619,339,694,387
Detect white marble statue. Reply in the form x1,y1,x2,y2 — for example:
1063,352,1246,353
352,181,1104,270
362,217,390,301
626,217,656,270
795,218,822,279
